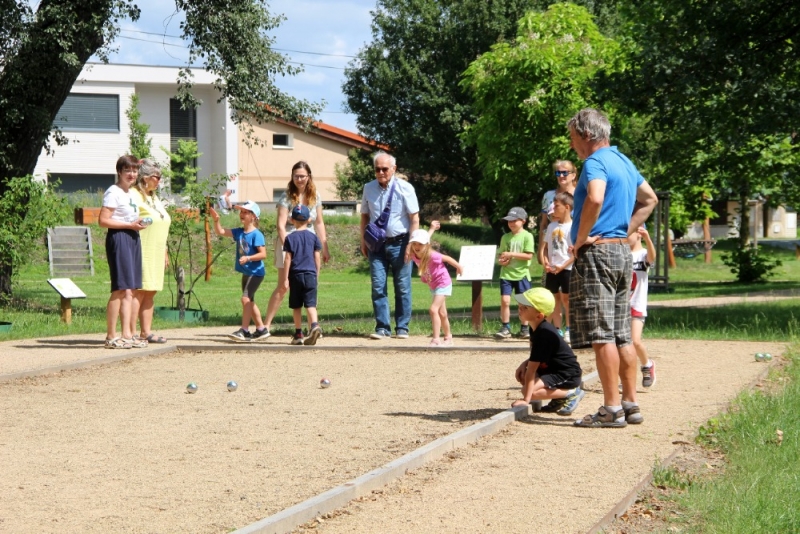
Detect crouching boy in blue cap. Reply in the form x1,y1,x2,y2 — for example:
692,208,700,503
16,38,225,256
511,287,585,415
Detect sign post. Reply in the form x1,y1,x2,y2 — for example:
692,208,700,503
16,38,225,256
456,245,497,333
47,278,87,324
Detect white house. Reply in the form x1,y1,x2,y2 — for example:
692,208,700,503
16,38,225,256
33,63,238,193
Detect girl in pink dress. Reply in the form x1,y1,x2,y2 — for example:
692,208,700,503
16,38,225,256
409,227,463,346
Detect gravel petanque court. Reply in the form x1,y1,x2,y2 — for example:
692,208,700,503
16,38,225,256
0,336,783,534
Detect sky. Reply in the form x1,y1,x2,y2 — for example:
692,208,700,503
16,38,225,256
98,0,377,133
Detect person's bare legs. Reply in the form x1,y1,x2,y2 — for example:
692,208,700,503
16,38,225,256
241,296,254,329
251,300,264,329
306,306,318,331
135,290,157,337
593,342,622,407
631,319,650,366
560,292,570,330
429,294,446,341
106,290,124,339
118,289,135,339
263,265,288,330
439,298,451,339
618,343,638,404
499,294,511,323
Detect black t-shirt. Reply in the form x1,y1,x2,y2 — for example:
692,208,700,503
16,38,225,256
529,320,582,379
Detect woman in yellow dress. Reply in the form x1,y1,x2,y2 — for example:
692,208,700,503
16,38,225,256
130,159,172,343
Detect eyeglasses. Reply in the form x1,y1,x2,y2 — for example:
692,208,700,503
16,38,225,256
150,174,162,180
375,167,392,173
293,174,309,180
554,170,573,177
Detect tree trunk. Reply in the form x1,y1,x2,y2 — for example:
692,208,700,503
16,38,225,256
177,267,186,321
738,190,751,250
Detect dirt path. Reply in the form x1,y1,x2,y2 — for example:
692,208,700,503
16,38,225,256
0,328,784,534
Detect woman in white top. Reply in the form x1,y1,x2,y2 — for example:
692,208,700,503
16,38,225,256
262,161,330,335
99,155,149,349
537,160,577,267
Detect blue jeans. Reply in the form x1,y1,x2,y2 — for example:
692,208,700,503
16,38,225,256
368,237,412,334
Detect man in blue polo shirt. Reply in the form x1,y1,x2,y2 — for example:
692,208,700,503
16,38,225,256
567,108,658,428
360,152,420,339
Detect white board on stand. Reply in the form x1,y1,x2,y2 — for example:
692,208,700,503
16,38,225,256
456,245,497,281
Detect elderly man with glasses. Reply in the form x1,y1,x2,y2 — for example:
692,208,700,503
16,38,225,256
360,152,420,339
567,108,658,428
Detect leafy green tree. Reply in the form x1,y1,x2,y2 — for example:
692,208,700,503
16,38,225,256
343,0,623,226
127,94,152,160
162,139,202,194
606,0,800,281
334,149,374,201
0,0,321,299
0,177,69,301
461,2,620,212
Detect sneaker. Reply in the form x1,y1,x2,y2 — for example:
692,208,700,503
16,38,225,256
251,327,271,341
395,329,409,339
563,328,571,345
442,336,454,347
291,332,305,345
517,327,530,340
429,338,442,347
641,361,656,388
304,325,322,346
494,326,512,340
623,404,644,424
540,398,568,413
557,387,586,416
227,328,252,342
370,330,391,340
574,406,627,428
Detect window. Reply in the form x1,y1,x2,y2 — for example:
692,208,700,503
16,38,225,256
272,133,293,149
170,98,198,191
54,94,119,132
273,188,287,201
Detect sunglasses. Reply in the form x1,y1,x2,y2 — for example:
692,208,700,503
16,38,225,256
375,166,392,173
554,170,573,177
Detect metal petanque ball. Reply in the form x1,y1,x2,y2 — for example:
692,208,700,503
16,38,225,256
320,378,331,389
227,380,238,392
755,353,765,362
186,382,198,394
764,353,773,362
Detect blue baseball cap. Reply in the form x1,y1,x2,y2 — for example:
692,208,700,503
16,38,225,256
291,204,311,222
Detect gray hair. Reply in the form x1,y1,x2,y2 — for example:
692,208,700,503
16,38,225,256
373,151,396,167
134,159,162,195
566,108,611,142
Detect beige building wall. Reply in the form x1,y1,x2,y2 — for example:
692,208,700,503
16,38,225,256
237,121,362,206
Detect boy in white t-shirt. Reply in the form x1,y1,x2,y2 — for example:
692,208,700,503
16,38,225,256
542,192,574,343
629,225,657,387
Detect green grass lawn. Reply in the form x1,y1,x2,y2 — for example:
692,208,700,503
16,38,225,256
2,216,800,342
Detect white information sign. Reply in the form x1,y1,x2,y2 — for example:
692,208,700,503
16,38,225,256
456,245,497,281
47,278,87,300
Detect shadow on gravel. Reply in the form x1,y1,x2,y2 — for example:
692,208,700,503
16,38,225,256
385,408,501,423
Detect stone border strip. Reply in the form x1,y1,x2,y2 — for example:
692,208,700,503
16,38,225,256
232,370,601,534
586,362,774,533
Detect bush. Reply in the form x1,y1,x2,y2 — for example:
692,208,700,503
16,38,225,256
721,241,782,283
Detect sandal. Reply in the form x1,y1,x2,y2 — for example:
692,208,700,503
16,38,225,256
442,336,453,347
144,333,168,344
105,337,132,349
429,338,442,347
573,406,627,428
123,337,149,348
